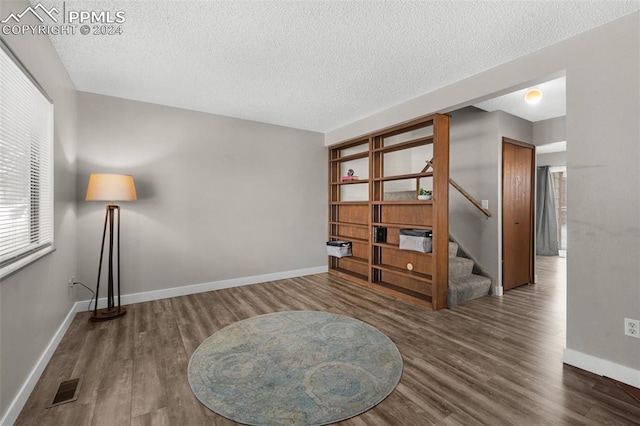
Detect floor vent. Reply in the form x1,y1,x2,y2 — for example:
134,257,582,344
48,377,82,408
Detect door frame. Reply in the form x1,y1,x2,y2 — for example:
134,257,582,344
501,137,536,290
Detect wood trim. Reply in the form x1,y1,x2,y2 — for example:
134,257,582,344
329,151,369,163
369,114,435,138
373,171,433,182
372,135,434,153
502,137,536,150
432,114,449,310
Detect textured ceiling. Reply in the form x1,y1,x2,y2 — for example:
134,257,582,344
474,76,566,122
36,1,639,132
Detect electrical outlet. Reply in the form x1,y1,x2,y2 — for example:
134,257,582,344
624,318,640,338
481,200,489,209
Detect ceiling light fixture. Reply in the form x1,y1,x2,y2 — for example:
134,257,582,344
524,88,543,104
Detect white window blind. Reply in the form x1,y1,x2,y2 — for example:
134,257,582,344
0,42,54,273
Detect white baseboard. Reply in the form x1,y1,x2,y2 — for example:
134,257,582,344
0,300,81,426
0,265,327,425
84,265,328,310
563,348,640,388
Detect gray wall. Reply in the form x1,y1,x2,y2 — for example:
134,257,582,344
533,116,566,145
76,92,327,297
534,116,566,167
326,13,640,372
449,108,500,283
0,1,78,418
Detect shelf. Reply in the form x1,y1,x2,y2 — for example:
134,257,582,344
372,222,432,230
373,172,433,182
371,280,433,307
372,200,433,205
328,112,449,311
331,179,369,185
329,201,369,205
372,264,432,283
328,267,368,283
329,221,369,229
341,256,368,265
372,241,399,249
330,151,369,163
373,135,433,154
372,242,433,255
331,235,368,243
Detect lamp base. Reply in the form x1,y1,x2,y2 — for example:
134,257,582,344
89,307,127,322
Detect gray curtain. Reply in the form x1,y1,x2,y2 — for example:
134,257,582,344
536,166,559,255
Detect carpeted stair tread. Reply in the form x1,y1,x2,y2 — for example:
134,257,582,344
447,274,492,309
449,257,474,278
447,238,492,308
448,242,459,258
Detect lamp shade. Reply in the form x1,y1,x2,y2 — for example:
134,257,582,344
85,174,137,202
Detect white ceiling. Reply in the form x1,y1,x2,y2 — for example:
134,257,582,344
36,1,639,132
537,141,567,154
474,76,566,122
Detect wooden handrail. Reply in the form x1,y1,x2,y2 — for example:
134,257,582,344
449,179,492,217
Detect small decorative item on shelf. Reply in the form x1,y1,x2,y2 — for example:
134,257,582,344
341,169,359,181
418,188,432,200
374,226,387,243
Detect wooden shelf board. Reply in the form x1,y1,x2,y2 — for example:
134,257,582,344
373,135,433,154
371,242,400,249
332,179,369,185
329,221,369,229
374,172,433,182
330,151,369,163
330,137,370,152
372,242,433,255
372,200,433,205
328,267,368,283
372,222,432,230
371,280,433,307
371,115,435,139
331,235,368,243
372,264,432,283
339,256,368,265
329,201,369,205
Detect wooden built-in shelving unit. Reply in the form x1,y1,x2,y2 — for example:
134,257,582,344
328,113,449,310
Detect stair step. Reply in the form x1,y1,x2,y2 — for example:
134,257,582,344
448,257,473,278
447,274,492,308
448,242,458,258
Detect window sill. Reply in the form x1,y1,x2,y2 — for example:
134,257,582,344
0,246,56,281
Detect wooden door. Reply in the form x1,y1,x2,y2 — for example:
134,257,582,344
502,138,535,291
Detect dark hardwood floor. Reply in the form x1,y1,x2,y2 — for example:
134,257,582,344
16,256,640,425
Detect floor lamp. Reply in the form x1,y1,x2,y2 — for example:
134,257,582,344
85,173,137,322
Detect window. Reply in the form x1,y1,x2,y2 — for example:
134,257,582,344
0,40,54,278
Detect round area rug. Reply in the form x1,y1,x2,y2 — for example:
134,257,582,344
187,311,403,426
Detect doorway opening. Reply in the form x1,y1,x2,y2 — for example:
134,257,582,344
550,166,567,257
